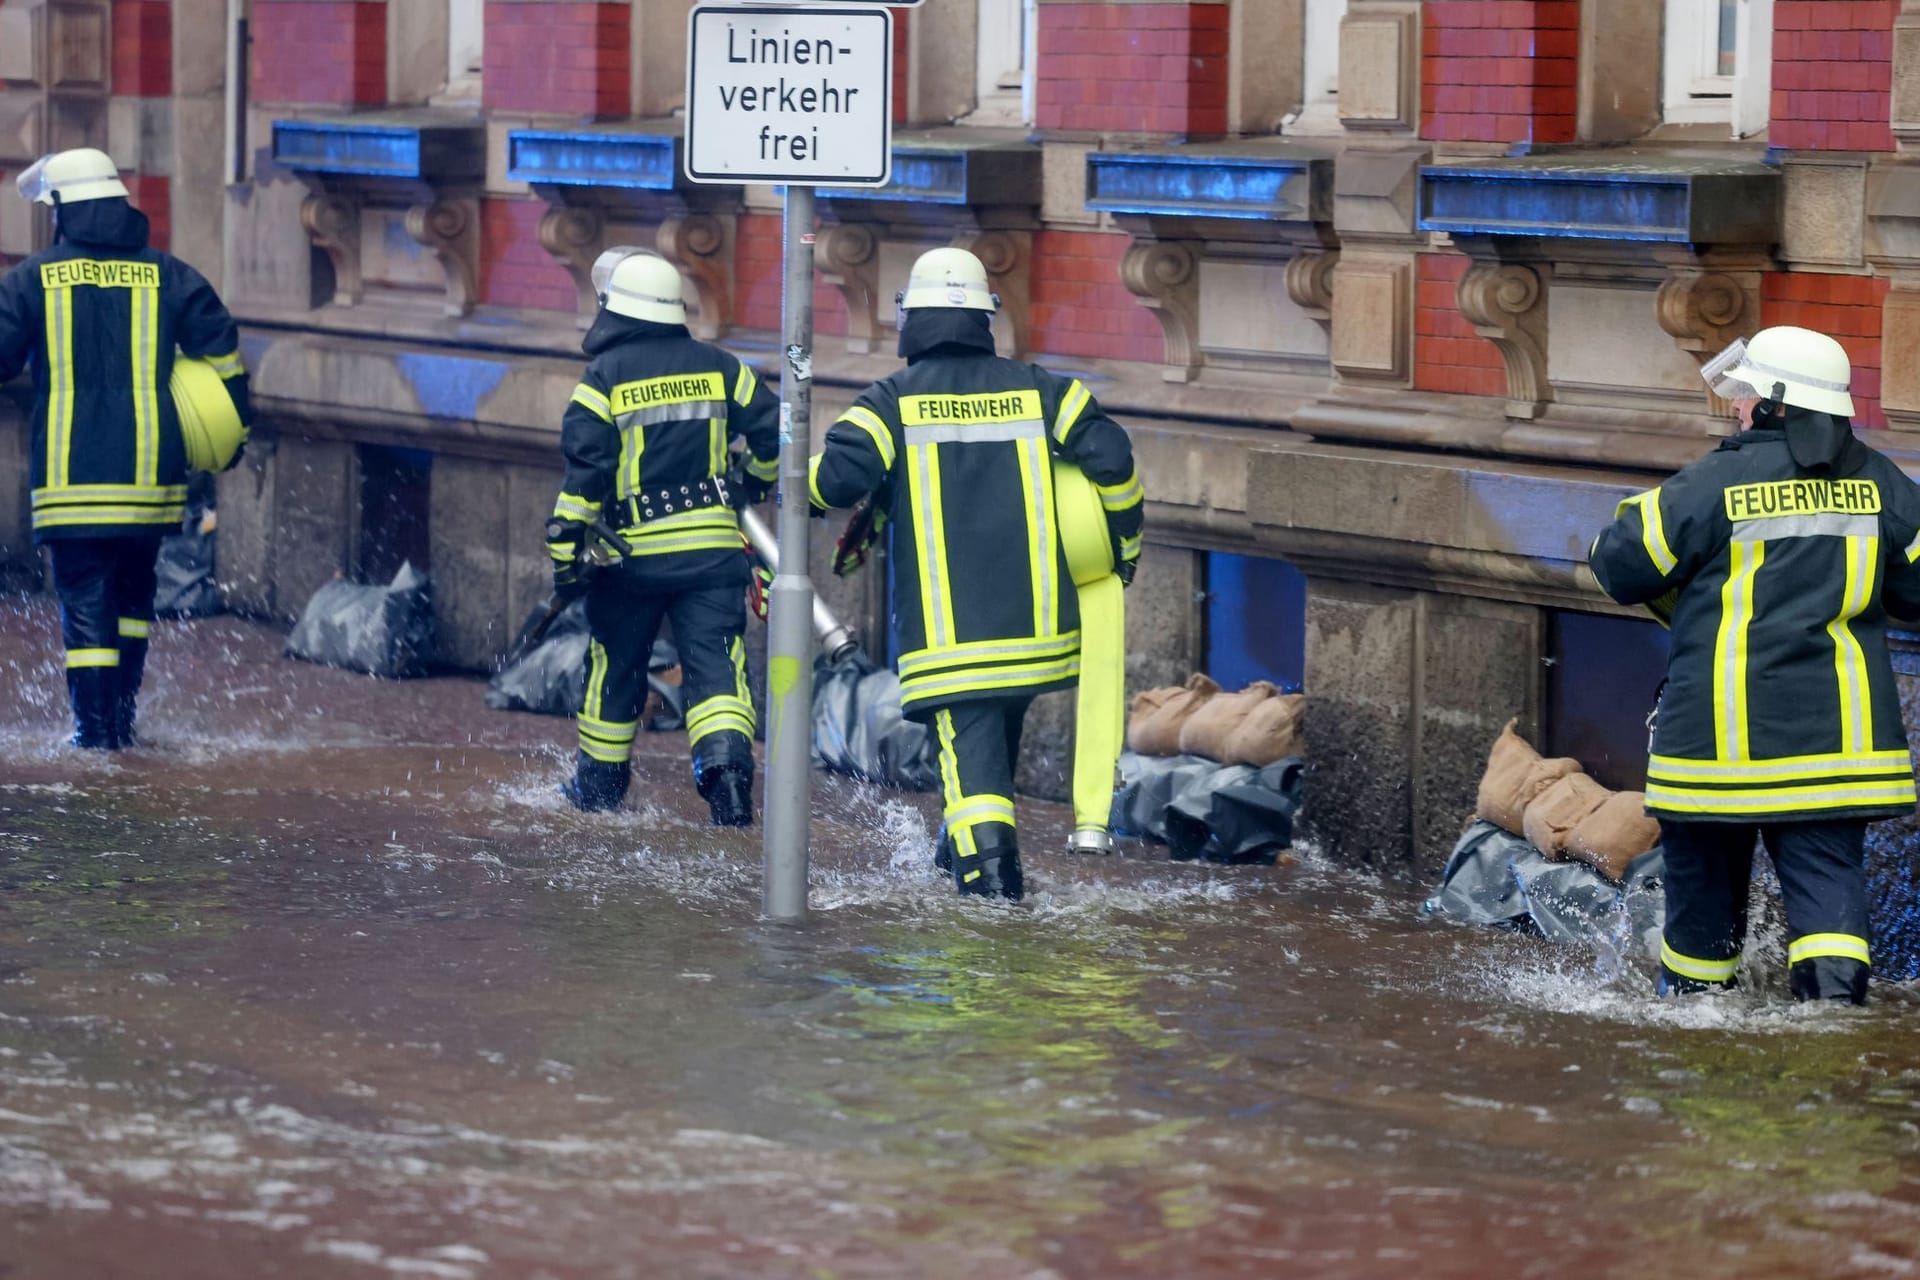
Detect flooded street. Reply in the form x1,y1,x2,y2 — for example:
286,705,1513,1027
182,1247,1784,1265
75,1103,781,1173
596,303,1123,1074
3,598,1919,1278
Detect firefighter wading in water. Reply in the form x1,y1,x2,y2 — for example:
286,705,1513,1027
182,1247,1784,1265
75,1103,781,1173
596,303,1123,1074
547,249,780,824
1592,324,1920,1004
809,248,1145,899
0,148,250,750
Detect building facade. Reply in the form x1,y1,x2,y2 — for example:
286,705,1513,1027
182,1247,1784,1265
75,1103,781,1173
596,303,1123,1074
5,0,1920,874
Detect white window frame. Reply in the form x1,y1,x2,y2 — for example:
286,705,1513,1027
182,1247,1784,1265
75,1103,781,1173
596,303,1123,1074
446,0,485,103
1663,0,1772,137
1285,0,1346,135
964,0,1035,127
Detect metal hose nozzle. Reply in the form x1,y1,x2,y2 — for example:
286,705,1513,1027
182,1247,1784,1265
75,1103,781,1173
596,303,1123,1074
740,507,861,663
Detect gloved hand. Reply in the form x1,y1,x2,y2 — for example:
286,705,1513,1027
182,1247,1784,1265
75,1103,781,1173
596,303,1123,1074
744,537,773,621
1116,556,1139,589
547,518,589,602
727,463,774,510
833,498,888,577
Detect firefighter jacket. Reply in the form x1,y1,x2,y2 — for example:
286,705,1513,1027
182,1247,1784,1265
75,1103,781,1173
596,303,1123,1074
0,198,251,541
1591,425,1920,823
550,313,780,585
809,319,1145,720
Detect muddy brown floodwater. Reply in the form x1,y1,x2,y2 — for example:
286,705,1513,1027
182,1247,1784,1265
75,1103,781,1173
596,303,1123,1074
2,596,1919,1279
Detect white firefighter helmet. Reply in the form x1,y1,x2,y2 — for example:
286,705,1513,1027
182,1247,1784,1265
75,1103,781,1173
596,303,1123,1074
16,148,130,207
593,248,685,325
1720,325,1856,418
898,247,997,313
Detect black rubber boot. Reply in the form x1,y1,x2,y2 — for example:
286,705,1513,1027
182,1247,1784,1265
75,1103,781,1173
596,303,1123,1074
112,639,148,749
562,755,630,813
934,827,953,875
1790,955,1870,1005
67,667,118,751
693,731,755,827
952,825,1024,901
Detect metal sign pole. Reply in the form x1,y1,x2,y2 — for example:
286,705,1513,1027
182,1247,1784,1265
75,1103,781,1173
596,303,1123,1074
761,181,816,922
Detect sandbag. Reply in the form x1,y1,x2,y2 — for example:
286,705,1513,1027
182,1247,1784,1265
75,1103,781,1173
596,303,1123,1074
1125,686,1181,753
1567,790,1661,883
1111,750,1303,864
285,562,436,679
1425,820,1666,951
1222,691,1305,766
1127,673,1219,757
1179,680,1283,762
1521,772,1611,859
811,650,939,792
485,599,683,727
154,509,221,619
1476,719,1581,834
1111,751,1221,842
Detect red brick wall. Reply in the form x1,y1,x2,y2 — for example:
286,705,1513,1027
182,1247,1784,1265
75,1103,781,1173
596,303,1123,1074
250,1,386,107
1420,0,1577,144
1035,3,1229,136
1760,272,1888,427
1413,254,1506,396
715,212,848,336
111,0,171,98
893,8,909,122
483,2,630,117
1028,230,1160,363
478,199,576,312
1769,1,1895,152
125,173,170,253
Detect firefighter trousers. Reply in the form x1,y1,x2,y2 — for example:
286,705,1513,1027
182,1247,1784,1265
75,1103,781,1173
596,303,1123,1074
1657,818,1872,1004
578,569,754,795
931,697,1031,886
49,536,161,750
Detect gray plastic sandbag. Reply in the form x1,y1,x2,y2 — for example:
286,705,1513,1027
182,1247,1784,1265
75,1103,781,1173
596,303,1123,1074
1111,751,1220,843
811,651,938,791
1163,757,1304,865
285,562,436,678
484,600,683,727
154,520,221,618
1425,819,1666,946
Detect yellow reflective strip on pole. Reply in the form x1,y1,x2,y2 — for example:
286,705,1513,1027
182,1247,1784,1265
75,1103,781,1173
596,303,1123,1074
1053,458,1123,838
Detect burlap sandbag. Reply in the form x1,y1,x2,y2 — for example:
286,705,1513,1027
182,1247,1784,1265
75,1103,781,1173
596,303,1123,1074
1567,790,1660,882
1126,686,1181,754
1127,674,1220,756
1222,692,1305,766
1179,680,1283,762
1474,720,1582,835
1521,772,1612,860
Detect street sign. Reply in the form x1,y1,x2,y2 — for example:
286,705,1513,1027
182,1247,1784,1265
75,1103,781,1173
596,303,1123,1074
685,5,893,187
736,0,921,5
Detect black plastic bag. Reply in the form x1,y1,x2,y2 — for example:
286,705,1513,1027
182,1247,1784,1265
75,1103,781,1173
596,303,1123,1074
485,599,683,727
1111,751,1304,864
811,650,938,791
154,514,221,619
1424,820,1665,947
285,562,436,678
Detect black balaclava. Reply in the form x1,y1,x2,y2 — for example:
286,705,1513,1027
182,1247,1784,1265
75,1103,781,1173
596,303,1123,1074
899,306,996,362
1754,381,1861,474
52,195,150,251
582,308,690,357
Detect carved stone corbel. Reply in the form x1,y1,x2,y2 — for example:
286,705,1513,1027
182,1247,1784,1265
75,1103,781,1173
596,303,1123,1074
1455,261,1551,419
403,198,479,317
1285,249,1338,329
1655,267,1759,413
1879,273,1920,427
299,193,363,307
537,206,606,329
818,222,881,354
657,213,734,342
1120,239,1203,383
955,228,1032,359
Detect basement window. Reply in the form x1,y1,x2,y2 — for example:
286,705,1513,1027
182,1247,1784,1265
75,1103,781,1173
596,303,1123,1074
1663,0,1771,137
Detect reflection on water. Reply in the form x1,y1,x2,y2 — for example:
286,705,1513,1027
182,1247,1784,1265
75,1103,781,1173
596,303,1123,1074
2,607,1918,1278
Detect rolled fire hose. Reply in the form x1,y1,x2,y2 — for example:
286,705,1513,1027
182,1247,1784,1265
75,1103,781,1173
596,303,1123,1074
738,505,860,663
1052,459,1125,854
170,356,248,472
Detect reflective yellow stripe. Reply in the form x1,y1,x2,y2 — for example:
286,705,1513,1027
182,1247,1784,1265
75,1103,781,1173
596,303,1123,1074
621,532,745,557
117,617,151,640
584,639,609,721
33,506,185,529
1830,532,1877,756
1628,489,1677,576
624,508,739,538
1786,933,1871,966
1907,528,1920,564
745,453,779,482
621,420,646,495
1647,750,1913,783
33,483,190,509
1647,778,1918,814
901,656,1080,704
129,282,157,486
840,406,897,470
688,638,754,745
46,286,73,486
552,492,599,523
935,710,975,859
1713,541,1762,761
809,454,829,510
1096,472,1144,512
1120,532,1142,561
205,349,245,379
1053,379,1092,444
65,648,121,669
571,383,613,422
896,632,1081,677
577,714,638,740
710,417,726,475
906,442,955,648
734,362,758,406
945,794,1017,832
1661,939,1738,984
1016,436,1058,635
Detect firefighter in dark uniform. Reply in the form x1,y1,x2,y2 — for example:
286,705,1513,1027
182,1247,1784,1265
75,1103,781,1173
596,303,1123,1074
547,249,780,824
0,148,251,750
1592,325,1920,1004
809,248,1145,899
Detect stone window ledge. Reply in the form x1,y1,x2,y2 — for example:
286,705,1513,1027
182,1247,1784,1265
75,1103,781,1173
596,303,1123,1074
272,111,487,318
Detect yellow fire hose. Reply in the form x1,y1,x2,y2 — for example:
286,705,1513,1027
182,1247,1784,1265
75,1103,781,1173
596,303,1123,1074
1052,459,1125,853
169,356,248,473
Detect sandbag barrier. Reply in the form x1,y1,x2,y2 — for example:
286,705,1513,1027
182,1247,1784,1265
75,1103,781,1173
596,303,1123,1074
485,599,684,730
1111,751,1303,865
810,651,940,792
285,562,436,679
1425,820,1666,948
